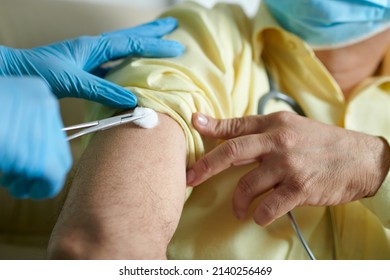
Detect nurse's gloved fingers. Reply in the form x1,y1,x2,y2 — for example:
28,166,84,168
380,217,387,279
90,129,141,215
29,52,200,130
32,143,71,200
125,37,185,57
9,176,30,199
191,113,273,140
89,36,184,68
233,163,283,220
57,138,73,172
70,71,137,108
1,173,18,188
102,17,179,38
253,183,301,227
3,173,67,200
29,178,62,200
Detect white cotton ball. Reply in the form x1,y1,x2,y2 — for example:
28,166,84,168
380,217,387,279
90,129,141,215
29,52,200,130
132,107,159,129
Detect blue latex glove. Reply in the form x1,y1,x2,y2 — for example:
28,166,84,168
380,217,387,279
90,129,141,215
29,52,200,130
0,77,72,200
0,17,184,108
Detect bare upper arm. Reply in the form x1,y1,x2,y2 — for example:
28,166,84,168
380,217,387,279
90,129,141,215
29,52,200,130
49,112,187,259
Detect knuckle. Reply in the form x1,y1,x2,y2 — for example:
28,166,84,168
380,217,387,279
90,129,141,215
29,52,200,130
222,139,240,160
283,175,309,204
230,118,245,136
129,37,143,54
289,181,306,198
213,118,242,137
272,111,294,125
256,199,277,224
237,177,255,197
294,175,314,199
272,129,298,150
197,157,213,174
213,119,227,136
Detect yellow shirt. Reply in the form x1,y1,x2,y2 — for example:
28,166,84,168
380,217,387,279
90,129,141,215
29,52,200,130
89,2,390,259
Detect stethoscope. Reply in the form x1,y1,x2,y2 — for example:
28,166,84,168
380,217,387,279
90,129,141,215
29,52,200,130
257,69,316,260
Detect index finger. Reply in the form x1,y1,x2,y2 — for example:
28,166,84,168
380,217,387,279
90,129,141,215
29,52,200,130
86,36,184,71
192,113,275,140
186,134,273,186
102,17,179,38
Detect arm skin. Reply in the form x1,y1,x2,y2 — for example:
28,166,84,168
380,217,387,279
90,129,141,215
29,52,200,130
187,112,390,227
47,113,187,259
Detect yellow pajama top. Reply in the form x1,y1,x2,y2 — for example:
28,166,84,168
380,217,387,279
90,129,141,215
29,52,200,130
88,2,390,259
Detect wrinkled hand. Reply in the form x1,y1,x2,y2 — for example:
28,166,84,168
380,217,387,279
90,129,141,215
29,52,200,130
186,112,390,226
0,17,184,108
0,77,72,200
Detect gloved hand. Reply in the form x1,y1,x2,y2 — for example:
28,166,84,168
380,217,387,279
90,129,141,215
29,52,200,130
0,77,72,200
0,17,184,108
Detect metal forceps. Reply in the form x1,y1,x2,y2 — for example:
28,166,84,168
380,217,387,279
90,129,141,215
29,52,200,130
258,69,316,260
63,112,144,141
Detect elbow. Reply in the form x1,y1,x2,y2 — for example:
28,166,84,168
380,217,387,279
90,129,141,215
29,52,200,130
47,230,96,260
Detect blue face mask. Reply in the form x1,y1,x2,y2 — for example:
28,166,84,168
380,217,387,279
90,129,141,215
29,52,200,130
264,0,390,49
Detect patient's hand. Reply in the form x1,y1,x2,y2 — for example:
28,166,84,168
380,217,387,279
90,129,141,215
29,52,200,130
186,112,390,227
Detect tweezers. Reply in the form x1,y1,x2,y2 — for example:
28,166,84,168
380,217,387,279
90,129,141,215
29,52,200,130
62,112,144,141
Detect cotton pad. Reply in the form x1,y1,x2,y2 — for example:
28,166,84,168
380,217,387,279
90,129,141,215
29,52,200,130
132,107,159,129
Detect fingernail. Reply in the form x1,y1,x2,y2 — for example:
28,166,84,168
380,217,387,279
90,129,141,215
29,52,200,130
195,113,208,126
186,169,196,185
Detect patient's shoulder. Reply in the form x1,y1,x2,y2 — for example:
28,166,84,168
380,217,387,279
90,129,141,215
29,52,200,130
161,2,252,53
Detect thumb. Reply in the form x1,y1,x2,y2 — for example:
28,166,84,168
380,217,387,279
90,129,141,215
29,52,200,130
72,72,137,108
192,112,269,139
